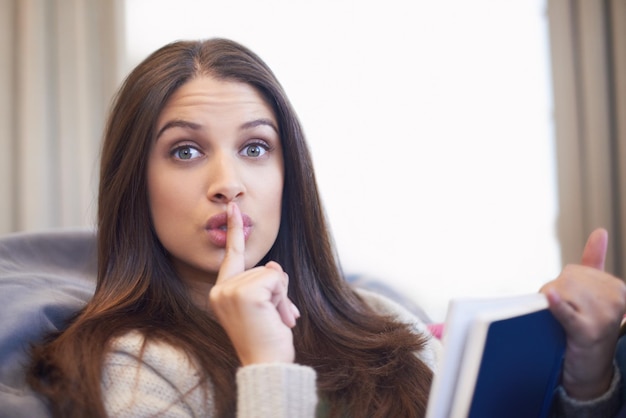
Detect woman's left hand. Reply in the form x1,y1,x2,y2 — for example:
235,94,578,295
540,228,626,400
209,203,300,366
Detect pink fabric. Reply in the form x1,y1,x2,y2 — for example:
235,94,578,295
427,323,444,340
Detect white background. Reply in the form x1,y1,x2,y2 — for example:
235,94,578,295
124,0,560,322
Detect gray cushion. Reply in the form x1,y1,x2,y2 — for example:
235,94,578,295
0,228,96,417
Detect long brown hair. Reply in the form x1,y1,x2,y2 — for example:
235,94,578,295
29,38,433,417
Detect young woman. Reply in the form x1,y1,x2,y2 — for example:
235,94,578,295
28,38,626,418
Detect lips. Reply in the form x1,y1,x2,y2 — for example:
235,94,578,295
205,212,253,247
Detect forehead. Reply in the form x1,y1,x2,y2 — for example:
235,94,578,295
158,76,275,121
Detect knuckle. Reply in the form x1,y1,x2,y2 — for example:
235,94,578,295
208,286,224,305
560,264,577,281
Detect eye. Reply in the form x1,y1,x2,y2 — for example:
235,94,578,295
172,145,202,161
241,142,269,158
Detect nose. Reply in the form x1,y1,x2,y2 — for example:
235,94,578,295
206,154,245,203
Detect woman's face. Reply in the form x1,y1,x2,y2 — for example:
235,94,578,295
147,76,284,285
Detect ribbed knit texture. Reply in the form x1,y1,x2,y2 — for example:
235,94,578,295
236,364,317,417
552,364,622,418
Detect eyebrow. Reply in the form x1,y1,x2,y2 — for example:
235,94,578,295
241,118,279,133
156,120,201,140
155,118,279,140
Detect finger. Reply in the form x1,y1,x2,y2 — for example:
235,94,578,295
273,287,299,327
277,298,297,328
265,261,300,320
265,261,284,274
266,261,288,286
217,202,246,282
581,228,608,271
545,289,580,333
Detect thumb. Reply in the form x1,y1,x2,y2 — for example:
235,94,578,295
217,202,246,282
581,228,608,271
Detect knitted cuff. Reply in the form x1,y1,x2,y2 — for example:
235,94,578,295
553,363,622,418
236,363,317,418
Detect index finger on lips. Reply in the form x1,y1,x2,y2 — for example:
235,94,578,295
217,202,246,282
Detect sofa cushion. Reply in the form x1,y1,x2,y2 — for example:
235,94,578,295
0,228,96,417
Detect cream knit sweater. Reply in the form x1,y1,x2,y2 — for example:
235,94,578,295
101,289,440,417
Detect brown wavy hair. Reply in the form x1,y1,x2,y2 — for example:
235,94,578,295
28,38,433,417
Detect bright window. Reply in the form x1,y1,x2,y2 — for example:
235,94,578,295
124,0,560,321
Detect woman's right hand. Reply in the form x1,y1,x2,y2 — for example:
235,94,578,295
209,202,300,366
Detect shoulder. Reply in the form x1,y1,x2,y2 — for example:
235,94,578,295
107,330,198,373
355,287,442,370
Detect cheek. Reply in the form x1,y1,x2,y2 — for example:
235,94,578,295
246,168,283,255
261,171,284,237
256,165,283,212
148,171,173,220
147,166,198,233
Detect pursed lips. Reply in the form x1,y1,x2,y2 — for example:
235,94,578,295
205,212,253,247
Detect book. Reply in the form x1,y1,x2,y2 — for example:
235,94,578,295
425,293,566,418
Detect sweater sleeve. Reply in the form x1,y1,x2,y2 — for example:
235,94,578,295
236,363,317,418
550,363,622,418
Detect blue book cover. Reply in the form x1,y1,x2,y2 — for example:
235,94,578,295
426,293,566,418
468,309,566,417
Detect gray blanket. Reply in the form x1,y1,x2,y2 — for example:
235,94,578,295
0,229,97,417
